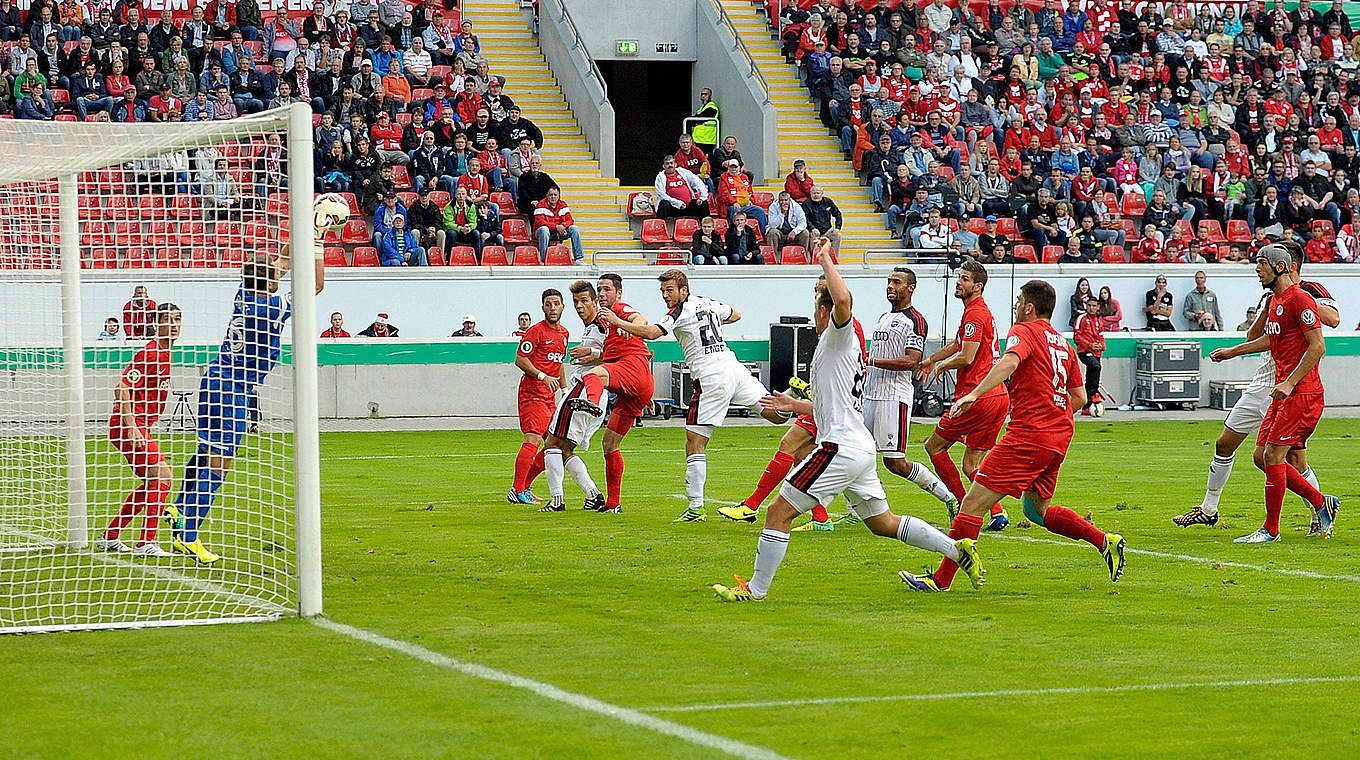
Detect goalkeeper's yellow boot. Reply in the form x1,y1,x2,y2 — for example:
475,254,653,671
164,505,184,539
954,538,986,589
172,538,221,565
717,504,758,523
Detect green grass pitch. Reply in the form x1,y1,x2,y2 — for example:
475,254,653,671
4,419,1360,758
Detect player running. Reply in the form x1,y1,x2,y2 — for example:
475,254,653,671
1207,244,1340,543
508,289,570,504
539,281,610,512
94,303,182,557
165,246,324,564
903,280,1125,592
555,273,655,513
594,269,783,522
916,260,1012,531
861,267,963,519
713,241,983,602
1174,241,1340,533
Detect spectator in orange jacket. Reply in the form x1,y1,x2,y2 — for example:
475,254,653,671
712,159,768,231
783,159,814,202
1073,298,1106,414
533,187,584,263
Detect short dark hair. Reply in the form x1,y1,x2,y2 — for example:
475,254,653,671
1280,238,1304,271
891,266,917,286
155,302,180,322
569,280,597,299
1019,279,1057,319
598,272,623,292
540,289,562,303
242,255,275,294
960,259,988,288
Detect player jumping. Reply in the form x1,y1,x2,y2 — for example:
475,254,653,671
713,240,983,602
508,289,570,504
903,280,1124,592
1207,244,1340,543
916,260,1011,531
166,246,324,564
539,281,610,512
95,303,182,557
1175,241,1340,533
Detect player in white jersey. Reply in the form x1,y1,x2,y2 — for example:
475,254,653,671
860,267,960,518
539,280,610,512
713,239,983,602
602,269,783,521
1173,242,1340,530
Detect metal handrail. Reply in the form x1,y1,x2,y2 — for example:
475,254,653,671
681,116,720,140
709,0,771,105
861,247,951,268
551,0,609,107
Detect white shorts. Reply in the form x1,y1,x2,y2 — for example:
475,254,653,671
686,362,768,432
778,442,889,519
861,398,911,459
1224,383,1272,435
547,388,602,451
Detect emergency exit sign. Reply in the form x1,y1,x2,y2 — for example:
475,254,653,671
616,40,638,56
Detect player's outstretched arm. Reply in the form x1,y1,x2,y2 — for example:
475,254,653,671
275,243,326,294
868,348,922,372
760,391,813,418
722,306,742,325
1209,334,1271,362
916,337,962,382
599,308,664,340
816,238,852,326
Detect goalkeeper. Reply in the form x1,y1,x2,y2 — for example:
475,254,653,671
167,244,324,564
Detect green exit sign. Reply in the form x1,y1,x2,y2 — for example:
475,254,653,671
616,39,638,56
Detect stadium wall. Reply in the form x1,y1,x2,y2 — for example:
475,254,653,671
537,0,618,176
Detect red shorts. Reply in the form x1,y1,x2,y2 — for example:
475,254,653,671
604,355,654,433
793,413,817,438
973,437,1066,500
518,394,554,435
110,423,166,480
934,393,1009,451
1258,392,1324,449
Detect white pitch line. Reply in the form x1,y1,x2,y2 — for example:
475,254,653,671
640,675,1360,713
310,617,793,760
321,446,772,462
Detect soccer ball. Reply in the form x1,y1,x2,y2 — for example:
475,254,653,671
1091,402,1105,417
313,193,351,233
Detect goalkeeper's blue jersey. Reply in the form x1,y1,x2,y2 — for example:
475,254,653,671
206,284,291,389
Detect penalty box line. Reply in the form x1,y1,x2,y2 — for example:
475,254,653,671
309,617,794,760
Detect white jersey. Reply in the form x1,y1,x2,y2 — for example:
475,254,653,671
864,307,927,402
567,321,607,383
654,295,740,381
810,315,875,452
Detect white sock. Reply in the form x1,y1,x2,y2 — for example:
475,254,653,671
1202,453,1234,514
685,453,706,507
907,461,955,503
1301,467,1321,508
897,514,960,561
564,455,599,497
748,529,789,599
545,448,565,500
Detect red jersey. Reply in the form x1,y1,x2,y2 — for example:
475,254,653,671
955,296,1007,401
320,328,351,338
675,145,709,175
112,340,172,430
1001,320,1083,454
598,301,654,362
517,319,569,399
1265,284,1324,396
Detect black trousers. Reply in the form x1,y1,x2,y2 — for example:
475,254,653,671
1078,352,1102,402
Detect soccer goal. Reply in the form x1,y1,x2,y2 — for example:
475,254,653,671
0,105,322,634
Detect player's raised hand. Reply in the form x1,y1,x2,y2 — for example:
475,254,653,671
759,391,797,414
598,307,625,327
814,236,834,265
949,393,977,419
568,344,594,360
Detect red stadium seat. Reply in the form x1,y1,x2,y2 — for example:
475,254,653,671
1120,193,1147,217
780,246,809,264
394,112,413,126
1102,245,1127,263
480,245,510,266
351,246,381,266
391,164,413,189
340,219,370,244
219,247,250,267
640,218,672,245
447,246,478,265
751,191,775,210
965,217,987,235
713,218,730,236
430,65,453,82
490,191,516,216
672,217,699,245
1121,218,1140,242
125,248,152,268
429,190,451,208
340,192,361,215
112,222,140,247
627,191,656,219
513,245,541,265
1172,219,1194,239
104,195,134,219
397,191,418,207
426,246,446,266
655,248,687,266
501,218,531,244
154,246,183,267
311,113,324,128
54,114,77,121
323,246,348,266
96,167,124,194
746,217,765,243
412,88,434,102
147,220,175,247
1226,219,1252,243
1313,219,1337,242
996,217,1019,237
1197,220,1226,243
1042,245,1063,264
1012,244,1037,263
169,194,198,218
81,220,111,246
544,245,573,266
265,192,289,218
760,245,776,263
188,248,218,267
89,247,119,269
181,220,209,247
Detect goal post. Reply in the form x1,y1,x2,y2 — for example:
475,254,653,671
0,104,322,633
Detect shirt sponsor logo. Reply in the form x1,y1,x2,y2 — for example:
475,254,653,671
1006,335,1021,351
126,368,143,384
1301,309,1317,326
1276,304,1285,316
520,341,534,354
963,322,977,338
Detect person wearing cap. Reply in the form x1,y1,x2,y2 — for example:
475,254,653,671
351,57,382,100
423,13,459,65
713,159,767,232
369,109,409,166
147,81,181,121
482,76,515,122
359,313,400,338
496,105,543,152
783,160,814,203
371,188,408,247
532,186,584,263
408,185,447,252
654,154,709,220
378,213,428,267
450,314,483,338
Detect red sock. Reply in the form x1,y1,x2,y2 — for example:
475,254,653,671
929,450,967,502
1264,463,1287,535
991,502,1005,516
605,449,625,508
105,496,139,539
933,512,984,588
512,441,537,491
811,504,829,523
582,373,605,403
1043,505,1106,548
138,480,171,545
525,449,546,488
1285,466,1324,509
745,451,795,508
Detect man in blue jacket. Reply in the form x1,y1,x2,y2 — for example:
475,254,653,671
378,214,428,266
371,190,408,248
17,80,54,119
71,61,114,119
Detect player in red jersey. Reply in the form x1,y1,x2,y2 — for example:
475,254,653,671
902,280,1125,591
508,289,570,504
1209,243,1340,542
94,303,182,557
557,273,655,512
916,260,1011,535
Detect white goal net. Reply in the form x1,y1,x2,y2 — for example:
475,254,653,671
0,106,321,634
